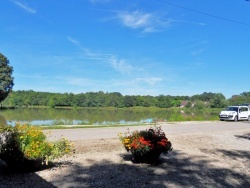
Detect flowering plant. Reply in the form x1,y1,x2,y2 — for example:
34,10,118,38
119,126,172,163
0,123,73,171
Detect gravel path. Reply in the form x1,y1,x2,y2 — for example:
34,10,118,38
44,121,250,141
1,121,250,188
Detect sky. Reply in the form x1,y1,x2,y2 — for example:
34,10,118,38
1,0,250,99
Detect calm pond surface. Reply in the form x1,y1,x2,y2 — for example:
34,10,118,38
0,108,220,126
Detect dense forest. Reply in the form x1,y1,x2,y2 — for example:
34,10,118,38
1,90,250,109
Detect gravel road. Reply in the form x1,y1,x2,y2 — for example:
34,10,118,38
1,121,250,188
45,121,250,141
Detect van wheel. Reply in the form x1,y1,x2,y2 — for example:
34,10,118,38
248,116,250,121
234,116,238,122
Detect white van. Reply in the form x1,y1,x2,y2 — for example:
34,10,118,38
219,106,250,121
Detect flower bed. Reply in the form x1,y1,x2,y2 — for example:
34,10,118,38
0,123,74,173
119,126,172,163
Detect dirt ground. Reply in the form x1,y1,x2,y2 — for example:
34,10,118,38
1,126,250,188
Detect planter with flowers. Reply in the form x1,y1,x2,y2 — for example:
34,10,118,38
119,126,172,163
0,123,74,173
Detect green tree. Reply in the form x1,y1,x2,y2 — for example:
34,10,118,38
49,97,56,108
124,95,135,107
227,91,250,106
106,92,123,107
240,92,250,97
210,93,227,108
194,100,206,109
156,95,171,108
171,99,182,107
200,92,215,102
0,53,14,103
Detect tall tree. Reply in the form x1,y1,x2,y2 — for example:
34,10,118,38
124,95,135,107
0,53,14,103
210,93,227,108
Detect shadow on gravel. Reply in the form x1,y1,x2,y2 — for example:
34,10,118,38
0,162,57,188
215,149,250,161
0,172,57,188
235,133,250,140
1,149,249,188
49,150,250,188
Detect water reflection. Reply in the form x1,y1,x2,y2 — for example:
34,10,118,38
0,108,219,126
0,114,7,126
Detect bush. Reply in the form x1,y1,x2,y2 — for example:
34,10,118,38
0,123,74,172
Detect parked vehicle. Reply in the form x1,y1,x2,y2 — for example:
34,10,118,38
239,103,250,107
219,105,250,121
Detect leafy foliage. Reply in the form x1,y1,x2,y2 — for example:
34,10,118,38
228,92,250,106
2,90,237,109
210,93,228,108
0,123,74,168
0,53,14,103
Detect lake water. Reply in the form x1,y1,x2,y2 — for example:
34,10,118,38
0,108,220,126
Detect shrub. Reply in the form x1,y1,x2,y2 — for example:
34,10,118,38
0,123,74,171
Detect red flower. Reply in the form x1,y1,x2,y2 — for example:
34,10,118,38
157,138,168,147
139,137,152,146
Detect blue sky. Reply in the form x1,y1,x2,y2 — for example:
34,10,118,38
1,0,250,99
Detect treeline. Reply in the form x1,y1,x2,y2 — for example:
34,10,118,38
1,90,250,108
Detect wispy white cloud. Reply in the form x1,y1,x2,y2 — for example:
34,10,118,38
118,11,153,29
66,37,168,94
11,0,36,14
135,77,162,86
170,19,206,26
67,36,134,75
177,39,208,56
57,76,151,96
111,76,163,88
60,77,95,87
189,41,208,56
15,73,49,79
67,36,94,56
68,36,117,59
117,10,171,33
104,76,164,96
94,9,203,33
110,58,133,75
67,36,80,45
